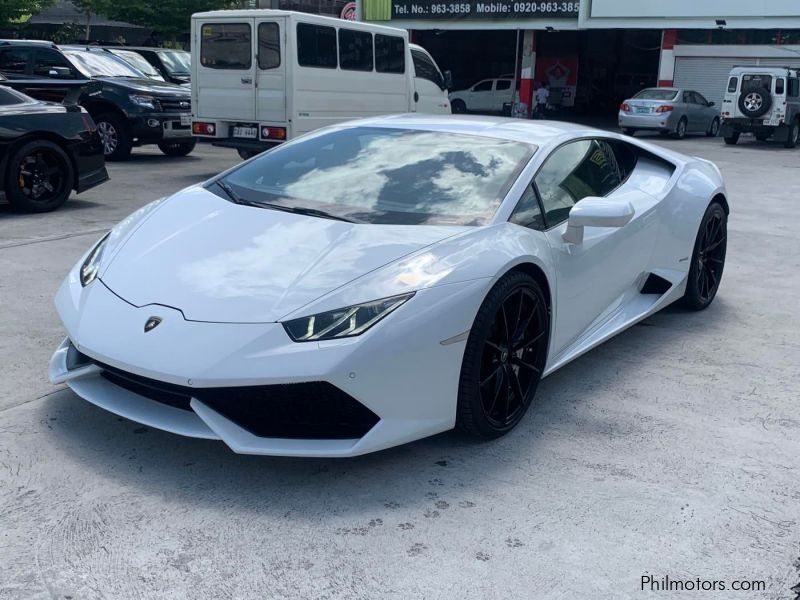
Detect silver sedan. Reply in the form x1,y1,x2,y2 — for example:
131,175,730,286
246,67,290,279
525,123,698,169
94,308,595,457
619,88,721,139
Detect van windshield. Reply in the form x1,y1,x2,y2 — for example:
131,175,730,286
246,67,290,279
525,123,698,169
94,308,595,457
634,89,678,101
216,127,535,226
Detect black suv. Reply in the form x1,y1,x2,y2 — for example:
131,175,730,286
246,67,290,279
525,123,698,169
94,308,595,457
0,40,195,160
106,47,191,86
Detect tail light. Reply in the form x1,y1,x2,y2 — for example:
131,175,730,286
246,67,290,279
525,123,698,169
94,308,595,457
655,105,674,113
192,122,216,135
620,102,631,112
261,126,286,140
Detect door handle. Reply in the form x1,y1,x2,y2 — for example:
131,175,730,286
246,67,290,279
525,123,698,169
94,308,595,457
241,77,253,84
414,91,419,103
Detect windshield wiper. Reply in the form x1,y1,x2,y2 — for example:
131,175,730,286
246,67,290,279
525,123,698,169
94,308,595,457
215,179,260,207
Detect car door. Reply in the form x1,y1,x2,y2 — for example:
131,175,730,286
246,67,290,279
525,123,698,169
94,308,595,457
468,79,494,112
195,19,256,120
535,139,659,356
493,78,513,112
692,90,717,130
255,17,287,124
680,90,698,130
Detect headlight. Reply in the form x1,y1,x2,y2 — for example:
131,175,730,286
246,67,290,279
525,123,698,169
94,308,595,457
130,94,157,110
282,293,414,342
80,233,110,287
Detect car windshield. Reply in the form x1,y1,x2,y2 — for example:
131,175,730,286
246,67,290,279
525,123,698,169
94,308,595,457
634,89,678,101
109,49,162,79
156,50,191,76
217,127,535,226
63,50,143,78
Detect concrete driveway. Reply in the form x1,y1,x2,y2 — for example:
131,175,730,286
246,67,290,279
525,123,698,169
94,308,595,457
0,137,798,599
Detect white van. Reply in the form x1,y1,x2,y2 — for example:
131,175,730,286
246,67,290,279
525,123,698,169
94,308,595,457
190,10,452,158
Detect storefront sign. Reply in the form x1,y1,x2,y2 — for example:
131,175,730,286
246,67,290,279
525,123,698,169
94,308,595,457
363,0,579,20
340,1,357,19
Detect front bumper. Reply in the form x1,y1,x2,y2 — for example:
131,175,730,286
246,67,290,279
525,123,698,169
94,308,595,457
618,111,677,131
130,111,193,142
50,275,487,457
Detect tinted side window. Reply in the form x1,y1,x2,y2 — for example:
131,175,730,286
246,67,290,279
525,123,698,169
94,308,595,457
375,34,404,74
201,23,252,69
258,23,280,69
789,78,800,98
297,23,337,69
534,139,623,227
34,49,76,78
509,186,546,231
339,29,373,71
496,79,511,91
727,77,738,92
0,87,28,105
776,77,785,95
694,91,709,105
474,80,493,92
411,50,443,88
0,48,29,76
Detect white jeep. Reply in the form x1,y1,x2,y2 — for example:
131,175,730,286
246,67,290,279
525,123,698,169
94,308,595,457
721,66,800,148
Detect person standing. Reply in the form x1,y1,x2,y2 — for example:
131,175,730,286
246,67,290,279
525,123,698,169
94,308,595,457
534,83,550,119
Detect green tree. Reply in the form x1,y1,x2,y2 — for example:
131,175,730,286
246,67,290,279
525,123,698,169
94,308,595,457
109,0,237,41
0,0,53,27
71,0,112,41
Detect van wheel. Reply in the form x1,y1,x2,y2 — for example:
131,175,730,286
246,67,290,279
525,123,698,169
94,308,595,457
784,119,799,149
95,113,132,161
451,100,466,114
158,140,196,157
724,132,740,145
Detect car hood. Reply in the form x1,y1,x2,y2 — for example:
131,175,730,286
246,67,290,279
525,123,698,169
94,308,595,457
97,77,190,96
100,187,469,323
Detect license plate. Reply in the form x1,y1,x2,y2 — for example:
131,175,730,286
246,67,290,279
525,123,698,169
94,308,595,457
635,107,650,114
763,117,780,126
233,126,257,139
180,113,191,126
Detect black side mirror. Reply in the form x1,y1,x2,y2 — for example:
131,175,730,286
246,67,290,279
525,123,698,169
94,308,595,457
443,70,453,91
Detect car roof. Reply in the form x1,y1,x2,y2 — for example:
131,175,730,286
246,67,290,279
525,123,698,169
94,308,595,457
342,114,601,146
0,39,57,48
729,66,797,75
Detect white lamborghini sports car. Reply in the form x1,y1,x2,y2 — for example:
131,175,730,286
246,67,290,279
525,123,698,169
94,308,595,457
49,115,728,457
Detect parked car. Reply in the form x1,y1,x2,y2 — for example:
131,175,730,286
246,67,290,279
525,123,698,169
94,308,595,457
49,115,728,456
105,47,191,87
720,66,800,148
0,40,195,160
190,10,452,159
100,48,166,82
449,77,515,114
0,81,108,212
619,88,721,139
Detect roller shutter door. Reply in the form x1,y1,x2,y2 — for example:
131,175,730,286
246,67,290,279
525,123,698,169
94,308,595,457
674,57,757,106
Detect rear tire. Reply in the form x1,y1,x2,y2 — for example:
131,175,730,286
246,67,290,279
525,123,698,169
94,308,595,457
451,99,466,114
784,119,799,149
681,201,727,311
622,128,636,136
724,132,740,145
158,139,196,157
456,271,549,439
706,117,720,137
4,140,74,213
673,117,688,139
94,112,132,161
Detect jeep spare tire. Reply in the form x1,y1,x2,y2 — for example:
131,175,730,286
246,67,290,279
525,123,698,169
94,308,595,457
738,86,772,118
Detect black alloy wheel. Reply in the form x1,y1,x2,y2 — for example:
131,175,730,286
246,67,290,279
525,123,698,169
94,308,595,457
5,140,73,213
682,202,727,310
457,272,549,438
95,112,132,161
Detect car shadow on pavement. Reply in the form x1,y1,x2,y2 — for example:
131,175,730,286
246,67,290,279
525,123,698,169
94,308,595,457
37,294,735,518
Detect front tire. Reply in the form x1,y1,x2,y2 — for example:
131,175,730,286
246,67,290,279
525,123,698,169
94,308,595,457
158,139,197,157
94,112,132,161
681,201,727,311
456,271,549,439
4,140,74,213
451,99,466,114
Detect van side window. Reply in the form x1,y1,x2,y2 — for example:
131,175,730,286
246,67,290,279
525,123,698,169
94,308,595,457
727,77,738,93
776,77,785,95
339,29,373,71
411,49,443,89
200,23,252,70
258,23,280,69
789,78,800,98
297,23,337,69
375,34,405,74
